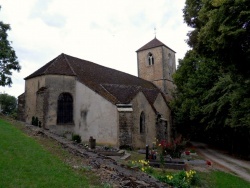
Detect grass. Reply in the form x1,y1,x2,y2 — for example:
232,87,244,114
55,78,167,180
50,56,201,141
0,118,102,187
208,170,250,188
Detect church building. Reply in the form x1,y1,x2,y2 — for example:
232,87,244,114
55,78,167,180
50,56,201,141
18,37,176,148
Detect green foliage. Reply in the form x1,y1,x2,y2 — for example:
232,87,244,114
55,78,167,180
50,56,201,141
156,170,200,188
0,6,21,86
184,0,250,75
72,134,81,143
127,159,154,174
31,116,41,127
0,93,17,115
172,0,250,157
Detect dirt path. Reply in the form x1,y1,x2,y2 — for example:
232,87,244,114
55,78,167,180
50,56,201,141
192,142,250,182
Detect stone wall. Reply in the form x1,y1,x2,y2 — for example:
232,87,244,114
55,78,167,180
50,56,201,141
162,47,176,94
24,76,46,124
137,46,164,89
36,87,48,128
153,93,172,142
44,75,76,134
17,93,25,121
137,46,176,95
118,111,133,148
131,92,156,148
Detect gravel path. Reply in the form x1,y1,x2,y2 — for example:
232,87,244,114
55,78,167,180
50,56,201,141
192,142,250,182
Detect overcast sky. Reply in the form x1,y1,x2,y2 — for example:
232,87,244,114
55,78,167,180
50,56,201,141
0,0,191,98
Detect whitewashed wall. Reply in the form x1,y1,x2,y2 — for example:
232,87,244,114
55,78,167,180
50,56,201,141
75,81,119,146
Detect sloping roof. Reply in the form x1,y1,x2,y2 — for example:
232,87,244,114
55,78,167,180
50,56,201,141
25,53,167,108
136,37,176,53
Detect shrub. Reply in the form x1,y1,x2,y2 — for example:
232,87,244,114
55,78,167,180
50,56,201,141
72,134,81,143
31,116,39,126
158,135,187,158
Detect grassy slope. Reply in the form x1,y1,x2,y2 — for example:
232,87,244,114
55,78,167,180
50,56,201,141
0,118,98,187
209,170,250,188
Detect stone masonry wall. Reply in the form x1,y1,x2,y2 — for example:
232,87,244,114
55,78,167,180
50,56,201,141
137,46,164,91
118,111,133,148
17,93,25,121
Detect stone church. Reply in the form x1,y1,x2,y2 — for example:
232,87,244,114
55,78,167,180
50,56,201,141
18,37,176,148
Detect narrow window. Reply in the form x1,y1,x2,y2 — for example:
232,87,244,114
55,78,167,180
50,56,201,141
148,53,154,66
140,111,145,134
57,93,73,124
168,53,172,67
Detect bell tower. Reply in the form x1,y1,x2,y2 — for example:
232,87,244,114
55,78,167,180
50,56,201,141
136,37,176,94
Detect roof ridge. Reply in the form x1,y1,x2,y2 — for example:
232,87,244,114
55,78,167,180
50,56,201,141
62,53,77,76
136,38,175,52
44,54,61,74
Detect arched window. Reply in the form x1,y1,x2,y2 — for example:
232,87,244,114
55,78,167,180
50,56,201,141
140,111,145,134
57,93,73,124
147,53,154,66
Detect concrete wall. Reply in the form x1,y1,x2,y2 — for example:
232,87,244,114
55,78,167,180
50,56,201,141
75,81,119,146
130,92,156,148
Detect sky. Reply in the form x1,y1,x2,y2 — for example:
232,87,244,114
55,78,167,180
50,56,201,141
0,0,191,98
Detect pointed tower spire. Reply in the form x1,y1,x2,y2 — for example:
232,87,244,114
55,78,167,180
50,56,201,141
154,27,157,38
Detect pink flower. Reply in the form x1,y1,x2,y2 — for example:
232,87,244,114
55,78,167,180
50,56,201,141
206,160,212,165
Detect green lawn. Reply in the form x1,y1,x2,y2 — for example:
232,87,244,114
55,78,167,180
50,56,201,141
0,118,100,187
208,170,250,188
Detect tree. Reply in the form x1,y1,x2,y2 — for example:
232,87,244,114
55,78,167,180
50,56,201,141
172,0,250,157
0,5,21,86
0,93,17,115
184,0,250,75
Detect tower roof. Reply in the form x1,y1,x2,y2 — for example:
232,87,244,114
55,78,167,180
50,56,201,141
136,37,175,53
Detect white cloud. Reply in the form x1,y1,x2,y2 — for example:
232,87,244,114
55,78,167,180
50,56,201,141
0,0,191,97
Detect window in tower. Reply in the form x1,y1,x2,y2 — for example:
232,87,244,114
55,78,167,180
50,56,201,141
147,53,154,66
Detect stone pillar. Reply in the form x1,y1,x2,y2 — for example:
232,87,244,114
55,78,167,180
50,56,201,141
118,111,133,148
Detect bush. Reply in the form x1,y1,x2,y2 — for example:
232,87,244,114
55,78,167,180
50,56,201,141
72,134,81,143
31,116,40,127
158,135,187,158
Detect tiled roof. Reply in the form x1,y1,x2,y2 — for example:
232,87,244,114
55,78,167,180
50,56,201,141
25,53,167,108
136,37,175,52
